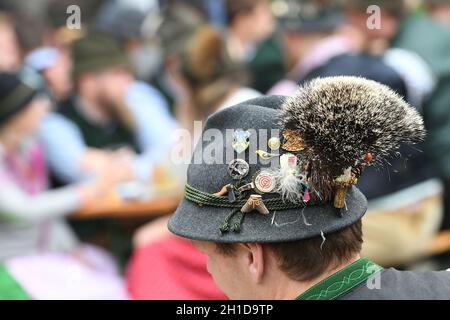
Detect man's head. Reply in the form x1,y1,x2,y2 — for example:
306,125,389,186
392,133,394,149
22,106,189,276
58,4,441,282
168,78,425,299
72,33,133,108
193,220,362,299
226,0,275,43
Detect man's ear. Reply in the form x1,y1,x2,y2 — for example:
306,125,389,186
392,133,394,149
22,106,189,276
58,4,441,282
239,243,265,284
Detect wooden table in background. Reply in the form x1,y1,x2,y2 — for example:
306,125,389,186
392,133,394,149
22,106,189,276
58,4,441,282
73,192,182,220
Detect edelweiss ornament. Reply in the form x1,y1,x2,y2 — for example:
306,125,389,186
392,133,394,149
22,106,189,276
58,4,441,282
232,129,251,154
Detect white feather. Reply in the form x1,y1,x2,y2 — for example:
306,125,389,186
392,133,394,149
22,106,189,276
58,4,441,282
272,167,305,203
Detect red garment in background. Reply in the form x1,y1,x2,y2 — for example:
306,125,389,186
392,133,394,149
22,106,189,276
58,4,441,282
126,237,227,300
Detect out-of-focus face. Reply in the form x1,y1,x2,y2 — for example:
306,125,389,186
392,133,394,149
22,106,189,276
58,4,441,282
0,21,21,72
344,9,400,53
282,31,303,70
88,66,133,107
99,66,132,104
192,240,256,300
241,1,276,42
6,96,50,138
43,50,73,101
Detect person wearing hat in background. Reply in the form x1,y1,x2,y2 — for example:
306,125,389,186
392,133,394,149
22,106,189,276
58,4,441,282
39,32,177,185
338,0,448,266
38,32,177,263
273,0,441,267
126,25,261,300
168,76,450,299
148,1,206,119
0,73,128,299
94,0,163,82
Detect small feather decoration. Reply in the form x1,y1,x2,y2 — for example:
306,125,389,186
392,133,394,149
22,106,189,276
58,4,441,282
272,167,305,203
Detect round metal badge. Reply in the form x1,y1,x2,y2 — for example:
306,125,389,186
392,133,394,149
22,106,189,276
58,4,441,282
253,170,276,193
228,159,250,180
268,137,281,150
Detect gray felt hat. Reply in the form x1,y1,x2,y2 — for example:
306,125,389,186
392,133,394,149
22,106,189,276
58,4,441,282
169,77,425,243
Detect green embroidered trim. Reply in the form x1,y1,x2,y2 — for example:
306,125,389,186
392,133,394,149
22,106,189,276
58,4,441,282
296,258,383,300
0,264,30,300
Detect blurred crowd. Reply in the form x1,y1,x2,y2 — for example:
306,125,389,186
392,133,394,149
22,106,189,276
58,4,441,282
1,0,450,299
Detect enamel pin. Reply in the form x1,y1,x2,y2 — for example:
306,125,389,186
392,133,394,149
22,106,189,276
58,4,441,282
227,159,250,180
232,129,251,154
268,137,281,150
253,170,276,193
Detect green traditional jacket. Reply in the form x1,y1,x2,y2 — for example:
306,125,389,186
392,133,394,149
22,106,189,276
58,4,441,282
57,96,140,153
296,257,450,300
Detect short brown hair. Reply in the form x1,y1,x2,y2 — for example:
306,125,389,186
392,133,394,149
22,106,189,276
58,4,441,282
216,220,363,282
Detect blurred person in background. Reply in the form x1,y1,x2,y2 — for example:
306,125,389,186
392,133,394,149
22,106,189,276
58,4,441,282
25,48,73,103
176,25,261,129
392,0,450,233
39,32,176,186
272,0,441,267
126,25,264,300
38,32,177,263
94,0,163,82
326,0,443,266
225,0,275,62
268,0,351,95
146,2,206,115
0,13,21,72
0,73,128,299
342,0,407,55
13,13,73,103
340,0,437,107
224,0,285,93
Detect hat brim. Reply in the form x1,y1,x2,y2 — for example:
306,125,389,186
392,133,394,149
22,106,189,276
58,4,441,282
168,186,367,243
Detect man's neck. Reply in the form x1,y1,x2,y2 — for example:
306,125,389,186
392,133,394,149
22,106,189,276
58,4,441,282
268,255,361,300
